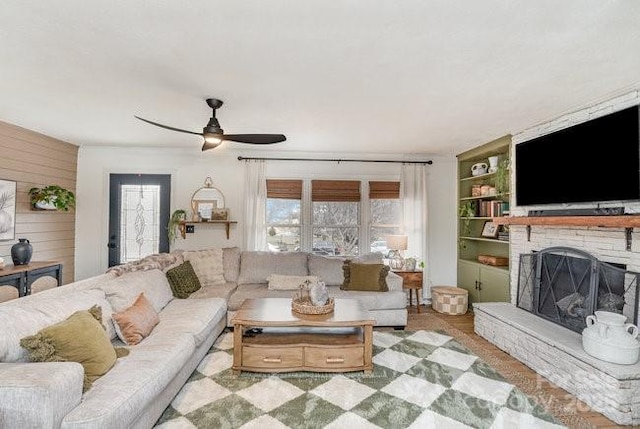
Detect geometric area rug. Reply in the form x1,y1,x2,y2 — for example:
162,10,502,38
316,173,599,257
154,330,566,429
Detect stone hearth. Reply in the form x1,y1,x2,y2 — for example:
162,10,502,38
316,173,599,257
474,302,640,425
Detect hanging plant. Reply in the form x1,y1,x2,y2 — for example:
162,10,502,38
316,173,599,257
458,201,476,236
495,156,510,196
28,185,76,211
168,209,187,244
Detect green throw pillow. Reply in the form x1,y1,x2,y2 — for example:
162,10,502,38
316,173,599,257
166,261,202,298
20,305,126,391
341,262,389,292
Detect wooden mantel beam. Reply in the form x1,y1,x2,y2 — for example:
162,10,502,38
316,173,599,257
492,215,640,228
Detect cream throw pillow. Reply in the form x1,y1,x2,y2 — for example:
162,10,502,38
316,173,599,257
183,248,226,286
267,274,319,290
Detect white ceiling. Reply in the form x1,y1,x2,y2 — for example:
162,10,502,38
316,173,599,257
1,1,639,156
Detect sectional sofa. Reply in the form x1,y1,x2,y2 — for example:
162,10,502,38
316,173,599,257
0,248,407,428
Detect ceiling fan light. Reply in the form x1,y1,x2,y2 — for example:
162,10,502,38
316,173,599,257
203,133,223,144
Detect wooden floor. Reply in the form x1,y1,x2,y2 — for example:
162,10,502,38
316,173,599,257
405,306,624,429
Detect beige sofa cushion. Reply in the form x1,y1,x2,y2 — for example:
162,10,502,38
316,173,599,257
237,251,309,284
62,332,195,429
223,247,241,282
0,288,111,363
154,297,227,347
100,270,173,313
183,248,226,286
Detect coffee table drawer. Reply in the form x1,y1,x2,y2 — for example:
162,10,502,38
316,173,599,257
242,346,304,369
305,346,364,369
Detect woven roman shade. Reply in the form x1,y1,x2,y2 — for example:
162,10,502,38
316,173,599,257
311,180,361,202
266,179,302,200
369,181,400,199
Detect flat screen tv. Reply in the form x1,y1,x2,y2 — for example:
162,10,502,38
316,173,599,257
515,105,640,206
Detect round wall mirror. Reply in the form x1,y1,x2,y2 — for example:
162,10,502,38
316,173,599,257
191,177,226,221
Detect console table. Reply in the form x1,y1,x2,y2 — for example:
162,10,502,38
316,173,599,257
0,261,63,299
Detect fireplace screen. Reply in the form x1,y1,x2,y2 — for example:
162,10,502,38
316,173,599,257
517,247,639,333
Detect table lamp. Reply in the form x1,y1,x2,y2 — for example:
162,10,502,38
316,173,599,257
385,234,408,270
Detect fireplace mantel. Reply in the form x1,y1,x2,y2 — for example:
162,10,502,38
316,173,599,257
493,215,640,250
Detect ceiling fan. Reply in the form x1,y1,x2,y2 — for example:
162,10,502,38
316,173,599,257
135,98,286,151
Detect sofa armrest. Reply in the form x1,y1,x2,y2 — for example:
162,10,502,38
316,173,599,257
386,271,404,292
0,362,83,429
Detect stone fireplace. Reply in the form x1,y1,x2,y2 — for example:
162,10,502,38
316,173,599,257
472,89,640,426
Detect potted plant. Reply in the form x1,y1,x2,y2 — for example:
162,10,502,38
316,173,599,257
167,209,187,244
28,185,76,211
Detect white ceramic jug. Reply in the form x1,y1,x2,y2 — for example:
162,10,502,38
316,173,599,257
582,311,640,365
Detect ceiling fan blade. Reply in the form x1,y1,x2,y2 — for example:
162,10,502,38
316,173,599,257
134,116,203,137
223,134,287,144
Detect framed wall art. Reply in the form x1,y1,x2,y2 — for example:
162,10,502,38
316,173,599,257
0,179,17,240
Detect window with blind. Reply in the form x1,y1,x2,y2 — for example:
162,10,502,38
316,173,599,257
264,179,400,256
311,180,360,256
266,179,302,252
369,181,401,256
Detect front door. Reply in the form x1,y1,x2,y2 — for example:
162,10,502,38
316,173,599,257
108,174,171,267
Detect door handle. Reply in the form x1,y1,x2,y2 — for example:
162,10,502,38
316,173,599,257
474,280,478,290
107,243,117,249
478,282,482,291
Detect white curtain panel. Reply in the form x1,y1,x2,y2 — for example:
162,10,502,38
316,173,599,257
401,163,430,298
243,160,267,251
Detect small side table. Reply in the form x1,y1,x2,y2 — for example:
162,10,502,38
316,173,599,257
394,270,424,312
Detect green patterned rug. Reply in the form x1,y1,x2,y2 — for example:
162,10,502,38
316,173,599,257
155,330,565,429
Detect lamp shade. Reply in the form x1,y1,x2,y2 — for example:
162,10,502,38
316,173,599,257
385,234,408,251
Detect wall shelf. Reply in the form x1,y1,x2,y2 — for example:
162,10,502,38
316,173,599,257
493,215,640,250
178,220,238,240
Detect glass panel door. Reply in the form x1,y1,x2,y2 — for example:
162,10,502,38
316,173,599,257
108,174,171,267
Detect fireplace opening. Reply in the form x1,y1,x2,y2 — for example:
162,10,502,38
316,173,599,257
517,247,639,333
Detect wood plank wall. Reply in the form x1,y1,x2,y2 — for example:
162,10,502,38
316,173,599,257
0,120,77,285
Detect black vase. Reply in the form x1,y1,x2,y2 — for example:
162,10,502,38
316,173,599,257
11,238,33,265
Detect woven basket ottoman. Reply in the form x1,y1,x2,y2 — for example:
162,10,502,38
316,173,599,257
431,286,468,315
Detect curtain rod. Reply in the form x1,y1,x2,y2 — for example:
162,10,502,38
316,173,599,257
237,156,433,165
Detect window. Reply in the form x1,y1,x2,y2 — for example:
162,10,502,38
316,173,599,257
265,179,400,256
266,180,302,252
312,180,360,256
369,181,401,257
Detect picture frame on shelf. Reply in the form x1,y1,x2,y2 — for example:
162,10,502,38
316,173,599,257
195,200,217,220
481,221,499,238
0,179,16,240
211,208,229,221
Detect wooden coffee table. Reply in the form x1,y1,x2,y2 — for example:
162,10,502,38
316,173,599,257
231,298,374,374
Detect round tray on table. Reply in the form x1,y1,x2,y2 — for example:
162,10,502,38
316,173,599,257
291,297,335,315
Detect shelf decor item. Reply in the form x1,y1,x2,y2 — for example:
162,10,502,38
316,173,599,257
28,185,76,211
481,221,500,238
291,279,334,314
11,238,33,265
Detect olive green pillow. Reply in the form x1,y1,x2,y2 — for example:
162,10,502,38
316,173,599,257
165,261,202,298
20,305,126,391
341,262,390,292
